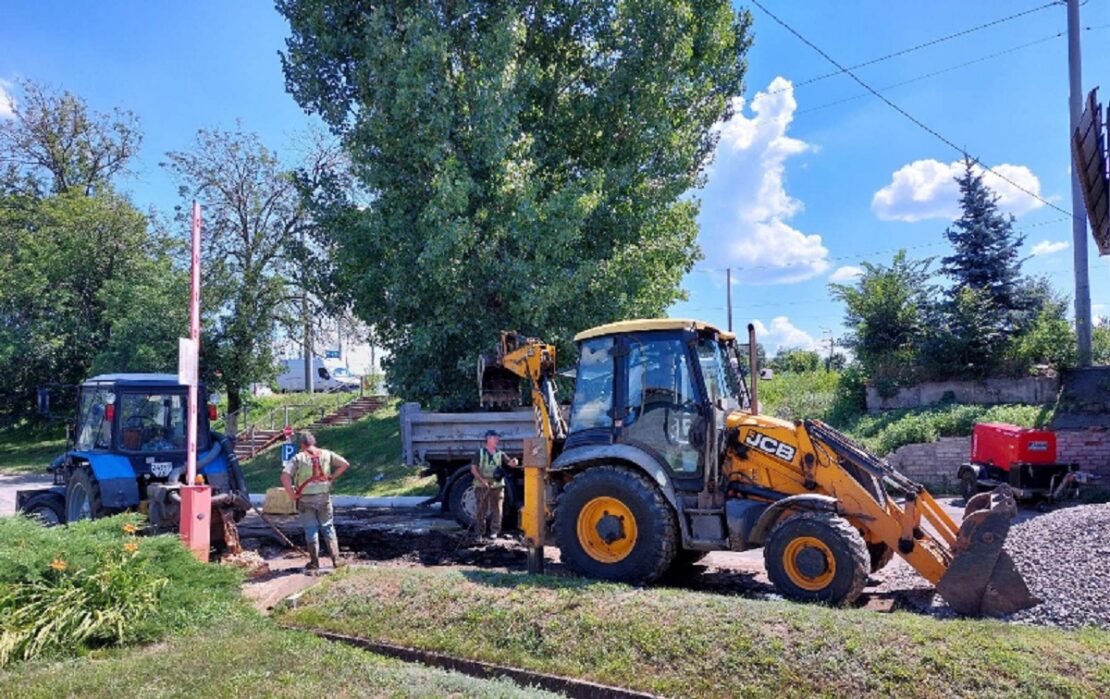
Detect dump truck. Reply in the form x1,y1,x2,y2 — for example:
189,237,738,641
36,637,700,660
17,373,250,550
481,320,1038,617
399,402,536,528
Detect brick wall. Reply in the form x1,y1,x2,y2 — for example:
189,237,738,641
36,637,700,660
883,429,1110,490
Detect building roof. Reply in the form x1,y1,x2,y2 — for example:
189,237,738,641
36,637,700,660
573,318,723,342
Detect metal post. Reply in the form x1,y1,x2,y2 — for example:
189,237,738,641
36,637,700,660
726,268,733,333
1069,0,1093,365
521,437,549,575
180,201,211,561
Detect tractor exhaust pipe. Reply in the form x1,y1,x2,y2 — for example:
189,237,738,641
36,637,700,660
747,323,759,415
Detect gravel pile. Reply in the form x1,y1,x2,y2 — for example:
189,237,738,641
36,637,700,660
873,503,1110,629
1005,503,1110,629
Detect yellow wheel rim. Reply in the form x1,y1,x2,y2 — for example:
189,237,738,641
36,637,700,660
782,536,836,591
576,496,638,563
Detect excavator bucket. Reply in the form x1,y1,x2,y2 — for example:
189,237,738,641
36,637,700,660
936,486,1039,617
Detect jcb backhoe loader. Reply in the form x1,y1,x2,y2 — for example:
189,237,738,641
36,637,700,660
481,320,1037,617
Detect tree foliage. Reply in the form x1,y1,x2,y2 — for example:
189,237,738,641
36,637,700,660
279,0,752,408
769,348,821,374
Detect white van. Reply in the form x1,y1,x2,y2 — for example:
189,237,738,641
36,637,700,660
276,358,361,392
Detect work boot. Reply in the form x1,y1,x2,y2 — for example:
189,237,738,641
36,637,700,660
326,536,346,569
305,541,321,573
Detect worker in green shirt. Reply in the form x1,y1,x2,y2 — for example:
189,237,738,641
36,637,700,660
281,430,350,571
470,429,518,538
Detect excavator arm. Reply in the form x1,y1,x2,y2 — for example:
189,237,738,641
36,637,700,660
478,331,566,444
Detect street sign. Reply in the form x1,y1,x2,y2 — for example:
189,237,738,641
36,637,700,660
1072,87,1110,255
178,337,198,387
280,442,296,463
325,349,341,359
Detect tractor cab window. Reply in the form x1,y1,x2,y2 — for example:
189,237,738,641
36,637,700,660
622,336,702,475
569,337,614,432
118,393,188,452
75,388,113,451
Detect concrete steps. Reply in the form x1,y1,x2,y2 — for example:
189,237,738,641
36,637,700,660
236,396,388,462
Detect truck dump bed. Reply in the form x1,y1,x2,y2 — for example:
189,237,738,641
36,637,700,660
399,402,538,465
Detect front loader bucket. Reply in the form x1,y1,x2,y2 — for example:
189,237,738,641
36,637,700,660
936,486,1039,617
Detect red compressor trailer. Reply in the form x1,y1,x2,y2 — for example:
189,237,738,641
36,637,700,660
956,423,1095,502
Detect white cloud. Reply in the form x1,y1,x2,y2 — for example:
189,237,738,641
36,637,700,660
0,80,13,120
753,316,817,354
872,159,1045,222
1030,240,1069,256
828,265,863,282
698,78,829,284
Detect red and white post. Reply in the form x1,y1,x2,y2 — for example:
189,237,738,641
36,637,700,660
179,201,211,560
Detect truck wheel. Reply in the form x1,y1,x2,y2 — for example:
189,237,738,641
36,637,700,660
448,473,478,530
554,465,677,585
764,512,869,606
959,469,979,502
65,466,106,522
867,542,894,573
22,493,65,526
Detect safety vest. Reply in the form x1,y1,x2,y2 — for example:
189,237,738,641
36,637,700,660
293,449,333,497
476,448,505,482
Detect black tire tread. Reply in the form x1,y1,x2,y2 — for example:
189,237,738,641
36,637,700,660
448,473,476,530
554,464,677,585
764,511,870,606
66,464,107,522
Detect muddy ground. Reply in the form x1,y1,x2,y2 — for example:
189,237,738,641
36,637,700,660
237,503,965,615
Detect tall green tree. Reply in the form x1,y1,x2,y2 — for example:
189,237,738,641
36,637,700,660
830,252,935,392
279,0,752,408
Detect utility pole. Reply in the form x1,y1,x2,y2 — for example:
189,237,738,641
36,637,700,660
1068,0,1093,366
725,268,733,333
303,293,314,394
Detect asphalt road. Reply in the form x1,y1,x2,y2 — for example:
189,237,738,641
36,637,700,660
0,472,54,516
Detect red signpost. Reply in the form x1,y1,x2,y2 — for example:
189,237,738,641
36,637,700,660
179,201,211,560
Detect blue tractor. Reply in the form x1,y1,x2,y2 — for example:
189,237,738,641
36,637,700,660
17,374,251,547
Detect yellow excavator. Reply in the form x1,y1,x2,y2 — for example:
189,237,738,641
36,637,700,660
481,319,1037,617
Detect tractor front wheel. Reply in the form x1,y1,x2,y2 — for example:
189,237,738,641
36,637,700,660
554,465,677,585
65,466,106,522
764,512,869,606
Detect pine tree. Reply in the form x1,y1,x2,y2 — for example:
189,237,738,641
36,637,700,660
941,158,1025,314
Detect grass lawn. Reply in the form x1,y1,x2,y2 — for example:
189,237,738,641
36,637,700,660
240,402,437,498
1,619,559,699
0,422,65,474
278,566,1110,699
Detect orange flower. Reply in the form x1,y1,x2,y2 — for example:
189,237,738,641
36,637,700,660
49,558,67,572
123,541,139,554
122,523,138,535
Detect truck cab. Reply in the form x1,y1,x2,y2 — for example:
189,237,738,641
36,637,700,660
18,374,249,540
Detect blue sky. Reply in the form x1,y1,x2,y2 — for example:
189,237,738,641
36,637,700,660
2,1,1107,355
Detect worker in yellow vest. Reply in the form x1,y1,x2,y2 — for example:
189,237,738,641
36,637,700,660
280,430,350,571
469,429,518,539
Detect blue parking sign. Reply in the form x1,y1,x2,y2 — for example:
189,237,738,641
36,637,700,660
281,442,296,463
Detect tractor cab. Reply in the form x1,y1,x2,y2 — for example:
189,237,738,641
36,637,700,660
560,319,748,492
17,374,249,543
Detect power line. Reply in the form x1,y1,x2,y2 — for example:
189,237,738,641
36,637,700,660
797,31,1066,115
767,1,1064,95
749,0,1072,218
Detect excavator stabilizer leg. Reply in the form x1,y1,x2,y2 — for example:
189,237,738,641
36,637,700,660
936,486,1039,617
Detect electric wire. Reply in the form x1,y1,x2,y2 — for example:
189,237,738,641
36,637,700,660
749,0,1072,218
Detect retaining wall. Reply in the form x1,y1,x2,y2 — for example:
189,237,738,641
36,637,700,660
866,376,1059,413
883,429,1110,490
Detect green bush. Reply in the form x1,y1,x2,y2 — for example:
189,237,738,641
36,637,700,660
1009,310,1077,373
0,514,245,666
842,403,1052,455
759,370,840,422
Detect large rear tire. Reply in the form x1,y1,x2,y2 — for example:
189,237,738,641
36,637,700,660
65,466,106,522
554,465,677,585
764,511,869,606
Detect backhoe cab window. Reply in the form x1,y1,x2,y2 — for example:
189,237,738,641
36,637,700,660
623,337,701,474
697,336,742,411
569,337,614,432
118,393,188,452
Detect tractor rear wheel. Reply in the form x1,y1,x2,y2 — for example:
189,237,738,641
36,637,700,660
764,512,869,606
65,466,106,522
554,465,677,584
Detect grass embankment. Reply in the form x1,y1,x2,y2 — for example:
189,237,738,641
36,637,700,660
241,402,436,498
0,516,553,697
0,422,65,474
278,567,1110,699
760,370,1053,455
